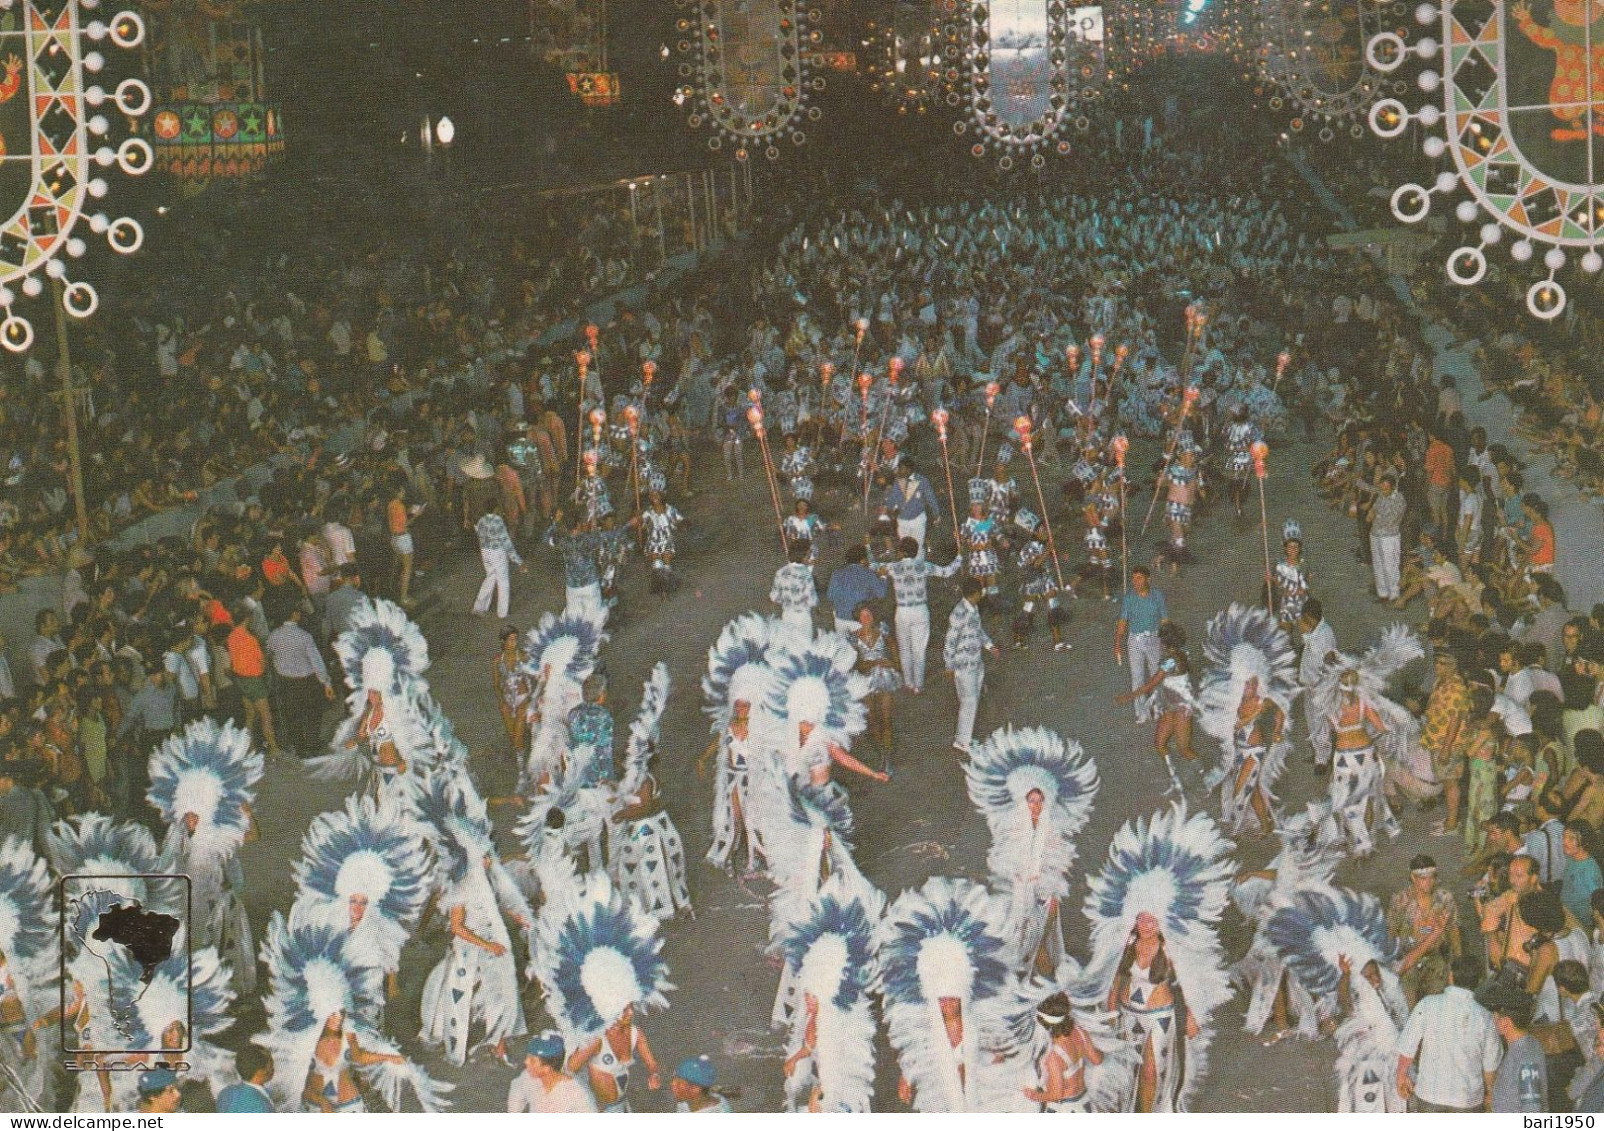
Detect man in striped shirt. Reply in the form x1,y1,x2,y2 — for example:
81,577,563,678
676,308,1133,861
876,536,961,693
473,502,526,620
944,575,999,753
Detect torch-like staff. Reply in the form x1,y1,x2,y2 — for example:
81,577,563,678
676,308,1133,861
814,360,835,448
1140,385,1200,534
1112,433,1131,596
1015,417,1065,592
749,399,789,555
1087,333,1106,412
862,358,903,521
623,404,643,518
974,380,1000,479
1252,440,1275,616
574,349,593,490
1270,348,1292,395
1179,304,1202,383
931,408,961,555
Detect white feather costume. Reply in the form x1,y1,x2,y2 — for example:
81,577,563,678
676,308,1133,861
1012,961,1141,1112
701,613,780,871
1080,802,1236,1112
608,663,690,919
147,718,263,994
0,837,57,1112
518,610,608,792
751,632,869,790
771,875,885,1112
257,910,450,1112
965,725,1100,975
1198,604,1300,837
1306,624,1421,854
881,877,1030,1112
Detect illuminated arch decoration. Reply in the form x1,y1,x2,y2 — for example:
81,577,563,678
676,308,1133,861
866,0,957,114
675,0,822,160
1368,0,1604,318
958,0,1083,168
0,0,151,354
1260,0,1393,141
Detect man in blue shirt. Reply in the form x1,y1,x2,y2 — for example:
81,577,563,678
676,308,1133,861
883,466,943,559
1114,566,1169,722
826,545,888,634
216,1048,277,1112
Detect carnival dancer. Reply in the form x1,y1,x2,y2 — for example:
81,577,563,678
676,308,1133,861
770,539,819,647
1272,523,1311,630
1332,951,1411,1111
640,489,684,597
147,718,263,994
1116,621,1198,796
965,724,1100,976
1224,405,1262,519
773,874,885,1112
535,874,673,1112
1155,445,1200,575
884,464,942,559
471,499,525,621
1019,985,1137,1112
609,663,692,920
1012,513,1069,651
1082,803,1236,1112
960,493,1001,598
518,609,608,794
415,771,534,1066
1076,497,1116,601
700,613,778,875
875,536,962,694
986,450,1019,537
567,672,616,790
0,838,55,1112
754,632,888,791
291,794,432,1003
256,911,448,1112
783,498,829,565
882,876,1031,1112
779,433,817,506
1305,625,1421,856
1199,604,1300,839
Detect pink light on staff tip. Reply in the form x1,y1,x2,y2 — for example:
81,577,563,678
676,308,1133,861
1067,344,1080,368
1111,433,1130,468
1184,303,1197,324
576,350,591,370
585,323,599,347
1115,343,1130,360
1276,350,1291,375
1251,440,1270,478
1013,416,1032,446
820,361,835,378
748,388,762,404
857,372,872,394
641,360,656,383
854,318,868,340
746,405,763,427
931,407,949,437
984,381,1000,406
583,449,598,471
1183,386,1200,408
1090,333,1105,354
888,356,904,375
623,405,639,432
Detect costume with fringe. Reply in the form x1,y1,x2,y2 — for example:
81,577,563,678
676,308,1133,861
1080,802,1236,1112
608,664,690,919
257,911,449,1112
965,725,1100,974
771,875,884,1112
1198,604,1299,837
702,614,778,871
147,718,263,994
0,838,55,1112
1014,960,1141,1112
518,610,608,792
1307,625,1420,855
881,876,1028,1112
753,633,869,789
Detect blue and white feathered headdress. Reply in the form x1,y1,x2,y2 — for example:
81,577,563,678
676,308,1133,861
702,612,778,734
402,768,495,888
292,794,432,971
109,944,234,1060
0,836,53,973
1308,623,1424,739
534,873,673,1039
147,718,263,874
335,596,431,697
520,609,608,693
419,698,472,776
1266,888,1398,1002
48,814,180,914
618,662,671,804
257,910,451,1112
759,632,868,747
966,725,1100,838
1197,603,1301,745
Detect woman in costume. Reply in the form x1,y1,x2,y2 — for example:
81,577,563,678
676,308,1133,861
609,663,692,920
493,627,531,756
292,793,432,1003
147,718,262,994
640,490,684,596
257,912,448,1113
774,875,884,1112
1011,513,1069,650
535,875,674,1112
753,633,887,794
1084,802,1236,1112
1224,403,1262,519
700,613,778,875
1014,968,1139,1113
965,724,1100,976
0,838,55,1112
960,493,1000,598
1272,523,1311,630
1199,604,1299,839
1116,621,1198,796
1305,625,1420,856
1025,993,1106,1111
518,609,608,794
849,603,901,764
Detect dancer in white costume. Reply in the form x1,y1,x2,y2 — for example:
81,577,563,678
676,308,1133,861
964,724,1099,976
608,663,692,920
1081,802,1236,1112
517,610,608,793
753,632,887,795
0,838,56,1112
1017,983,1139,1113
700,613,780,874
147,718,263,995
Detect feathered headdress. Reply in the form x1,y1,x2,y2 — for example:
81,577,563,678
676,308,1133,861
292,794,432,972
257,911,450,1112
1266,888,1398,1005
757,633,868,752
401,768,496,889
0,836,56,1025
534,874,673,1040
1307,623,1424,744
1197,603,1300,745
114,946,234,1070
771,875,885,1113
617,662,670,803
309,684,434,788
880,877,1017,1112
335,596,430,698
1005,962,1140,1113
519,609,608,696
701,613,779,734
49,814,181,914
147,718,262,878
966,725,1099,871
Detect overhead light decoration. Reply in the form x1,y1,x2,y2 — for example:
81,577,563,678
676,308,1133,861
865,0,958,114
1368,0,1602,318
674,0,822,160
958,0,1089,168
1259,0,1396,142
0,0,151,353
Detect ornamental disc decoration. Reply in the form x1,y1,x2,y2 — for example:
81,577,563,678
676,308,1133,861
866,0,959,114
961,0,1086,167
1368,0,1604,318
1259,0,1394,140
675,0,821,160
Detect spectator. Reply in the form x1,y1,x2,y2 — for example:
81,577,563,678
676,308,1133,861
226,605,279,758
1484,988,1546,1114
266,604,333,757
1562,822,1604,927
1388,853,1462,1005
1396,955,1501,1113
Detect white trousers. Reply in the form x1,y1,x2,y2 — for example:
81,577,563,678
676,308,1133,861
1127,631,1164,721
954,664,984,750
779,606,814,647
565,581,604,622
897,512,929,558
895,604,931,691
1371,533,1401,600
473,547,512,618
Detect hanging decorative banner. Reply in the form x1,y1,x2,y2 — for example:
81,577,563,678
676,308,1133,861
0,0,151,353
675,0,822,160
959,0,1081,167
866,0,954,113
1368,0,1604,318
1259,0,1392,141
